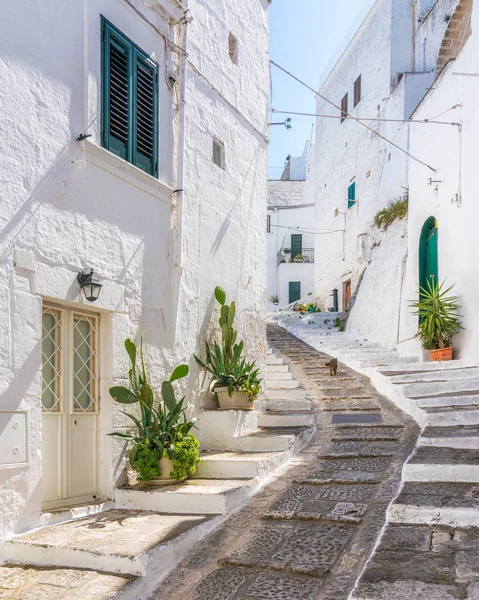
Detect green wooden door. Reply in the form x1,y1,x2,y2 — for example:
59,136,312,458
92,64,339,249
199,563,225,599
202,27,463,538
419,217,438,293
291,234,303,259
289,281,301,304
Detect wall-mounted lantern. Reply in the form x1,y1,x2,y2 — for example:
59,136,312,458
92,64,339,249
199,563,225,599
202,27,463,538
77,269,102,302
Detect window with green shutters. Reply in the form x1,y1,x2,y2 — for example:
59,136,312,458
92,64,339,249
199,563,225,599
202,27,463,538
348,182,356,209
291,234,303,259
101,17,158,177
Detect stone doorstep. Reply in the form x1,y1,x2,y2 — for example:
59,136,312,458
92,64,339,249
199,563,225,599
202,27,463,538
194,451,289,480
258,412,315,428
390,367,479,385
1,510,221,577
114,478,260,516
0,564,136,600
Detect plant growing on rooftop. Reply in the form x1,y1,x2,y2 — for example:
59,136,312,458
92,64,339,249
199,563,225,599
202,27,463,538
374,190,408,231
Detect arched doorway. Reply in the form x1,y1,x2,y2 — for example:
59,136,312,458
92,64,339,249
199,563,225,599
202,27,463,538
419,217,438,293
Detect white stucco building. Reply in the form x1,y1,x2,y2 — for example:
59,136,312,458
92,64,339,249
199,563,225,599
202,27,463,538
267,142,315,307
0,0,269,541
313,0,464,347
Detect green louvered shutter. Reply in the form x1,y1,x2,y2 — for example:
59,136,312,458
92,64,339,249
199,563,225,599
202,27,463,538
348,182,356,208
291,234,303,259
102,18,158,177
289,282,301,304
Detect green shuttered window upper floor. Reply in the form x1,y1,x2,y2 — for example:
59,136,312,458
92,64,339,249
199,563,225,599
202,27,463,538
101,17,158,177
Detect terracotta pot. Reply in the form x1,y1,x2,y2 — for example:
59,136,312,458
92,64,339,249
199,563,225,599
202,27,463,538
429,347,453,361
146,457,186,486
215,387,253,410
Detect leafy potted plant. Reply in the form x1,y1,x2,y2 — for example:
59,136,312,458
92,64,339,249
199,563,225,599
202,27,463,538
109,339,200,485
270,295,279,305
410,279,462,361
194,287,262,410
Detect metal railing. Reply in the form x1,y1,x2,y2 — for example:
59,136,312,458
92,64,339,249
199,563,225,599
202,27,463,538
277,248,315,267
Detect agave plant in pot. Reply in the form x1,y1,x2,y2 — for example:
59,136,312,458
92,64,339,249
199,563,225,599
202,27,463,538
194,287,262,410
410,279,463,361
109,339,200,485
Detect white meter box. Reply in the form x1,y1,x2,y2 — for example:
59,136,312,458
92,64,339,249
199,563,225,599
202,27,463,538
0,412,27,466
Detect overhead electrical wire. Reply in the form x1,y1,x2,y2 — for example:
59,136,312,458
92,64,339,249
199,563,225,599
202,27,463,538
272,109,460,127
270,60,438,173
270,224,345,235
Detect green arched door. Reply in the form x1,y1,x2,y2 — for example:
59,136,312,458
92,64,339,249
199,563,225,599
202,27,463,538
419,217,438,292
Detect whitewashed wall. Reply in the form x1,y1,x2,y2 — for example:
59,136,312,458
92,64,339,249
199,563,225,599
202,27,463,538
0,0,269,540
399,0,477,361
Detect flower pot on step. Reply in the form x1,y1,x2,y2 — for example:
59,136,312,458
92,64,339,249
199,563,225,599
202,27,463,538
429,347,453,361
146,457,187,486
215,387,252,410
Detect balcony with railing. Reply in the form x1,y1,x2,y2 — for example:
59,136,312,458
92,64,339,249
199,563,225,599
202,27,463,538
277,248,314,267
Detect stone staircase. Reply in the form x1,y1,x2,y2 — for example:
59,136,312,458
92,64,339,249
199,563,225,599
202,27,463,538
0,349,314,599
272,314,479,598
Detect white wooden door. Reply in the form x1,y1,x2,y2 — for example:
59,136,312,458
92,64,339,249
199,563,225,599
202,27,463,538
41,304,99,510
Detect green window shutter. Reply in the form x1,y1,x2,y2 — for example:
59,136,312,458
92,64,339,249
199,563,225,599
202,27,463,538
102,17,158,177
348,182,356,208
291,234,303,258
289,282,301,304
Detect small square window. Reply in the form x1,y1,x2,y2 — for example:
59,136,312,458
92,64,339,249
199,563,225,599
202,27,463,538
228,32,238,64
341,93,348,123
213,139,225,169
354,75,361,107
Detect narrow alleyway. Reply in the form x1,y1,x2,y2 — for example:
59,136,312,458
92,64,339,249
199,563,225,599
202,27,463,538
154,325,418,600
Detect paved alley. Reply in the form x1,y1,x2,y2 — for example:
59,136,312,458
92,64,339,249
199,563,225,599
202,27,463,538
154,325,418,600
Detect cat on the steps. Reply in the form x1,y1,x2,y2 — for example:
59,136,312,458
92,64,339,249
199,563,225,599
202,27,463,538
326,358,338,376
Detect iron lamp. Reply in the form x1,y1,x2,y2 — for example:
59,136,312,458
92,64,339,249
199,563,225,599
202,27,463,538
77,269,102,302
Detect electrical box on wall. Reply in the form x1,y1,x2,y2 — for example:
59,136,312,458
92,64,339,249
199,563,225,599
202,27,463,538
0,412,27,466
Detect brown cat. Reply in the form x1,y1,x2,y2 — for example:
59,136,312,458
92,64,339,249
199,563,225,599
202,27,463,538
326,358,338,376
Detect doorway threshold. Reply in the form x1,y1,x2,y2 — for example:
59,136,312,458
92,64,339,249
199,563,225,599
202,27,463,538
40,500,115,529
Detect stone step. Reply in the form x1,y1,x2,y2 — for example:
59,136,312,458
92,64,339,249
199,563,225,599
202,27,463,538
258,411,315,428
388,481,479,527
420,425,479,449
236,427,313,453
412,394,479,409
377,360,475,377
194,409,258,451
403,446,479,482
266,398,312,412
265,364,289,373
265,388,306,401
359,357,419,368
403,378,479,399
265,371,293,380
195,451,288,479
390,367,479,385
423,408,479,427
266,355,283,365
265,378,299,389
115,479,258,516
0,510,219,577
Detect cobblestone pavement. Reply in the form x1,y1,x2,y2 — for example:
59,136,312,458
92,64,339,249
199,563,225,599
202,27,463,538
153,325,419,600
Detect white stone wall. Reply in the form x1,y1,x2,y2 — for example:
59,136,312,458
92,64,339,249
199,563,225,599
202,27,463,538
0,0,269,539
400,0,476,361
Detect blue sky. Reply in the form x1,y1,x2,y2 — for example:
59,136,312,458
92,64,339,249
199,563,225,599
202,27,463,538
269,0,376,179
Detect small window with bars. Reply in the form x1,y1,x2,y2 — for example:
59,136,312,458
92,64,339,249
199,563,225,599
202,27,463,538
354,75,361,107
101,17,158,177
341,93,348,123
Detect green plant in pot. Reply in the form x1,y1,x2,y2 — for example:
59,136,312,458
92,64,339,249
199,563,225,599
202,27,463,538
194,287,262,410
109,339,200,484
410,279,463,361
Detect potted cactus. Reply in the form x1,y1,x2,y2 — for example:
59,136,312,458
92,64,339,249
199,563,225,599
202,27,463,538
195,287,261,409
